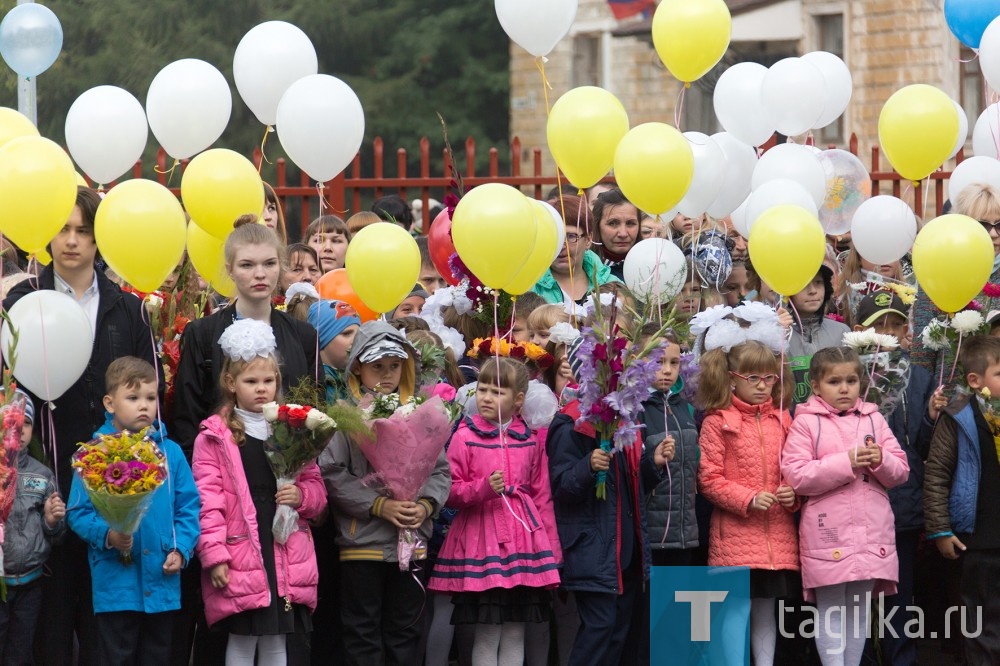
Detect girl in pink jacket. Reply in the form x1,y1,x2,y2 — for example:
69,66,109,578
696,320,799,666
193,320,325,666
781,347,909,666
428,358,561,666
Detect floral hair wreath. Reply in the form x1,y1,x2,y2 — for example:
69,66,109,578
689,301,787,359
467,337,555,369
219,319,277,362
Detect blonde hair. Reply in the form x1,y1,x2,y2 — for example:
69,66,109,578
285,293,317,322
224,216,286,271
219,355,282,445
348,349,417,403
527,304,571,334
955,183,1000,221
406,329,465,388
695,341,792,411
478,357,530,398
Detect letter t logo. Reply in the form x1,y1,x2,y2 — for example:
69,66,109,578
675,591,728,641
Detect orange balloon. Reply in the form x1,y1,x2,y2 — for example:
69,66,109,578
316,269,378,322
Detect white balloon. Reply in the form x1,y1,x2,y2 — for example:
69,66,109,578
65,86,148,185
494,0,577,57
850,196,917,265
707,132,757,218
713,62,774,147
731,197,751,238
677,132,726,218
276,74,365,183
537,200,566,261
234,21,318,127
980,16,1000,93
973,103,1000,160
623,238,688,303
745,179,819,232
146,59,231,160
951,99,970,159
801,51,853,130
1,291,94,401
949,156,1000,201
761,57,826,136
752,143,826,206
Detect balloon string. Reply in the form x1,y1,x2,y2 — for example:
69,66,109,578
949,329,963,385
315,183,347,216
534,56,554,112
153,159,181,186
258,126,274,173
673,84,687,130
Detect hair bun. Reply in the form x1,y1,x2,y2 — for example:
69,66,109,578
233,214,260,230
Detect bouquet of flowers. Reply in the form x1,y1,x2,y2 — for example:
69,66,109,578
260,402,337,544
571,294,676,499
919,307,990,383
71,429,168,564
842,329,910,419
356,392,456,569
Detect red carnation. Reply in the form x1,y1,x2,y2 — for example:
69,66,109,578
277,405,290,423
984,283,1000,298
509,346,526,359
537,354,554,370
478,339,493,356
287,406,310,429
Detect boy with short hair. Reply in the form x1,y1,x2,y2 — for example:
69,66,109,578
0,392,65,665
854,291,945,665
924,335,1000,664
415,236,448,295
67,357,200,665
511,291,546,343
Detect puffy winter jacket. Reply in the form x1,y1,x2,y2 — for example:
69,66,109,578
697,395,799,571
640,388,699,550
193,414,325,627
68,417,201,613
2,452,65,582
886,363,935,531
781,396,909,602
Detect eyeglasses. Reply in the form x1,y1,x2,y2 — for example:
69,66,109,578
565,233,585,244
980,219,1000,234
730,371,779,386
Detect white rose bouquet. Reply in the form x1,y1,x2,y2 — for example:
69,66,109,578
842,329,910,418
261,402,338,543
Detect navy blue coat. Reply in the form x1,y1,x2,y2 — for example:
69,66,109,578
546,408,659,594
887,362,935,532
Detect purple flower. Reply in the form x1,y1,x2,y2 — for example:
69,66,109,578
105,461,131,488
127,461,147,481
613,420,644,451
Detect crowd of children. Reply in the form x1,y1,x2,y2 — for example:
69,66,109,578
0,182,998,666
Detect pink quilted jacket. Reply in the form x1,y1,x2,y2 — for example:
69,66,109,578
193,414,326,627
698,396,799,571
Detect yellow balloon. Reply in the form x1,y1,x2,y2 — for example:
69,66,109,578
547,87,629,190
504,200,559,295
748,205,826,296
35,249,51,266
0,107,39,151
613,123,694,215
95,180,187,293
652,0,732,84
0,136,78,255
879,85,958,184
187,222,234,298
912,214,994,314
345,222,421,313
452,183,537,290
181,149,264,240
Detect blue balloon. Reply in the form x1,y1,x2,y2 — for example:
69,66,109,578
0,3,62,78
944,0,1000,49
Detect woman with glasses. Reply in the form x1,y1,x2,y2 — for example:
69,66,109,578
531,195,621,305
912,184,1000,375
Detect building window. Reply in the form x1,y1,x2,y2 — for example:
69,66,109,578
816,13,844,144
960,46,984,153
572,34,602,88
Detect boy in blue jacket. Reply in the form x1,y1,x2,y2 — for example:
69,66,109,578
67,357,200,665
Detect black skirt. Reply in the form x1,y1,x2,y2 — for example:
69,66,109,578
223,435,313,637
749,569,800,600
451,586,552,625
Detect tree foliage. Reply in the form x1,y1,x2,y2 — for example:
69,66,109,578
0,0,510,181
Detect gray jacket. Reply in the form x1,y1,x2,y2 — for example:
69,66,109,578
319,431,451,562
788,316,850,404
3,453,65,580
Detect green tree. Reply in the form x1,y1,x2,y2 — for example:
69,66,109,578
0,0,509,183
